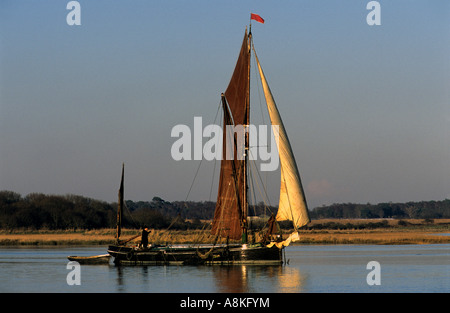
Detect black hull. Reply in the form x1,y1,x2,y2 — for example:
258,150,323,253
107,243,283,265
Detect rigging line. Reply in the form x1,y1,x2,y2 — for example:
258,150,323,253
247,147,273,210
184,157,204,201
250,39,266,125
123,200,139,229
184,100,222,202
208,100,224,201
182,100,223,242
246,151,261,215
247,156,276,237
247,159,259,218
249,160,274,216
250,39,269,189
164,213,181,232
247,155,276,235
208,157,217,202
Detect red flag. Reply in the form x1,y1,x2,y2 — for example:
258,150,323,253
250,13,264,24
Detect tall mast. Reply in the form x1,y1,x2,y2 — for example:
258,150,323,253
242,29,252,244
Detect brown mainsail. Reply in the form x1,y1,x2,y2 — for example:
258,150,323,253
211,30,250,241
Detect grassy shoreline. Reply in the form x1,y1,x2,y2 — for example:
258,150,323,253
1,219,449,246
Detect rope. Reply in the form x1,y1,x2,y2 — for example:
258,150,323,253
123,200,139,229
196,234,219,259
184,158,204,201
171,100,223,243
185,99,222,202
208,102,222,201
247,148,274,212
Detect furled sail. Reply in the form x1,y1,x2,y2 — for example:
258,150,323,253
254,52,311,229
211,30,250,240
116,163,124,240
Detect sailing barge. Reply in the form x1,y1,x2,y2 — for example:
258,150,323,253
108,21,310,265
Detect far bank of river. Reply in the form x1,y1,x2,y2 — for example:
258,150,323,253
1,219,449,246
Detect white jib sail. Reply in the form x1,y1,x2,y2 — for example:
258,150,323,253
255,52,311,229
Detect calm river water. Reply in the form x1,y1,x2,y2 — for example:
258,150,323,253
0,244,448,293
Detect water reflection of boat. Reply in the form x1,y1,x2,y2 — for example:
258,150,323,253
108,16,310,265
277,266,307,292
212,265,306,293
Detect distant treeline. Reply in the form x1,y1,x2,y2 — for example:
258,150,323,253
0,190,449,230
311,200,450,219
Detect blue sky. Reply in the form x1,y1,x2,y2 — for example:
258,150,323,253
1,1,449,209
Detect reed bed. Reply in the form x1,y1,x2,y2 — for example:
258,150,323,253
294,229,450,245
1,219,448,246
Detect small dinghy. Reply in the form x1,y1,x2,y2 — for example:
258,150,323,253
67,254,111,264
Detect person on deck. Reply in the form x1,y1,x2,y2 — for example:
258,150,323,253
141,227,151,249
